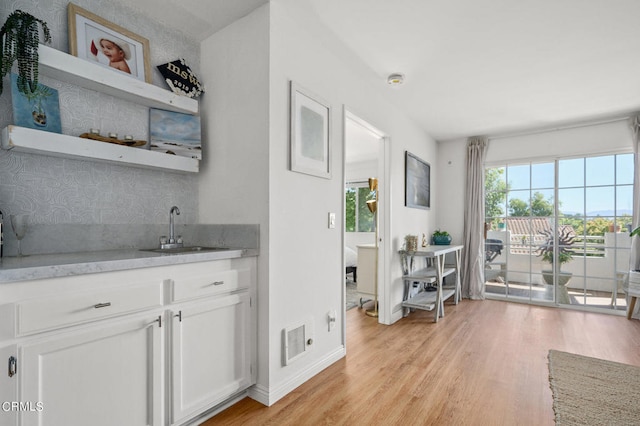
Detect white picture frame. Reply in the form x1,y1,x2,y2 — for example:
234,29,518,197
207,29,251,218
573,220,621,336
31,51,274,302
290,81,331,179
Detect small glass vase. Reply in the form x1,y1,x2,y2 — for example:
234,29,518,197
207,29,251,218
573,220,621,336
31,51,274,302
31,100,47,127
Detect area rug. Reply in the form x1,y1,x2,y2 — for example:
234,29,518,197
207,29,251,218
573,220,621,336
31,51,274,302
346,280,360,310
548,349,640,425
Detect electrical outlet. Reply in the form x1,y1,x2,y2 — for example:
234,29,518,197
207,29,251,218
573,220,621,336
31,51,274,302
328,212,336,229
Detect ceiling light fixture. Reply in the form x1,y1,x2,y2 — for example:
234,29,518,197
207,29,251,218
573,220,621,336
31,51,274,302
387,73,405,85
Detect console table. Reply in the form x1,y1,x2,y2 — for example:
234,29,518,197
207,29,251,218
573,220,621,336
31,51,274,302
627,271,640,320
399,245,463,322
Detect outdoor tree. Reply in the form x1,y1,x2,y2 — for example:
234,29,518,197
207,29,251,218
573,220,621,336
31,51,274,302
345,188,356,232
508,198,530,217
508,191,554,217
485,168,507,220
530,192,554,217
585,217,613,236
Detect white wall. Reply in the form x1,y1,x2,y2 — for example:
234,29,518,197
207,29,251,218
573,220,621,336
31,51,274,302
266,0,438,404
486,119,633,164
198,3,271,394
0,0,200,225
436,138,467,244
437,120,635,257
201,0,439,406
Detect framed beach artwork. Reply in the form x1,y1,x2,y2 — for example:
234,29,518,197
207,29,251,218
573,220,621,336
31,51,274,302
10,74,62,134
149,109,201,159
68,3,151,83
405,151,430,210
290,81,332,179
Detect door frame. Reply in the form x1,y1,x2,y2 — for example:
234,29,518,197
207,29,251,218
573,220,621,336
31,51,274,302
342,108,391,341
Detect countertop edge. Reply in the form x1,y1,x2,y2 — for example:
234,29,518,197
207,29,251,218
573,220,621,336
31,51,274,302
0,248,259,284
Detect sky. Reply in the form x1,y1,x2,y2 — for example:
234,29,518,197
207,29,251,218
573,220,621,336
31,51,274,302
502,154,634,217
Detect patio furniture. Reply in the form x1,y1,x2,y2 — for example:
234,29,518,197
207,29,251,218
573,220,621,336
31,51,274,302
345,246,357,282
485,239,503,263
627,271,640,320
485,238,505,281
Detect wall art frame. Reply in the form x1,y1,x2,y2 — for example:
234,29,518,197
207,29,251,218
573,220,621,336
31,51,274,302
10,74,62,134
68,3,152,83
405,151,431,210
290,81,331,179
149,108,202,159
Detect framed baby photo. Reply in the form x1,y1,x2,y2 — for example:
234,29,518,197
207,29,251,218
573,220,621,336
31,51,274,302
68,3,151,83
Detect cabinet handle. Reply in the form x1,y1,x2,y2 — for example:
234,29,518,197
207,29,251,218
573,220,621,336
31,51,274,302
155,315,162,328
8,356,16,378
94,302,111,309
209,281,224,286
175,311,182,322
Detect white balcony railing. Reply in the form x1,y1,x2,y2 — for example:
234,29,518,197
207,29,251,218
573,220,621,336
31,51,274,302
487,230,631,293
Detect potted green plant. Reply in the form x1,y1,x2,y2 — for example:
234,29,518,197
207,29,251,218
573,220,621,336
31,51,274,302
432,229,451,245
537,227,575,302
0,10,51,96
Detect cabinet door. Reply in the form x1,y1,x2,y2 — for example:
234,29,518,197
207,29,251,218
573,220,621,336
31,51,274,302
171,292,251,424
0,344,17,426
19,314,164,426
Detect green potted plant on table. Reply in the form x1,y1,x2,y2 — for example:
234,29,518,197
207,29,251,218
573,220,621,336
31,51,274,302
432,229,452,245
537,227,575,303
1,10,51,96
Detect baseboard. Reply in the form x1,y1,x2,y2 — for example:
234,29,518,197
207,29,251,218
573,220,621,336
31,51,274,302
248,345,346,406
389,307,404,324
182,389,248,425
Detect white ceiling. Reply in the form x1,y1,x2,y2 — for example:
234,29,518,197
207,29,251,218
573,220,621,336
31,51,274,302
128,0,640,141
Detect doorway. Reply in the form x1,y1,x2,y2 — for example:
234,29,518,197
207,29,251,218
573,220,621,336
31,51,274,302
343,110,387,324
484,153,633,313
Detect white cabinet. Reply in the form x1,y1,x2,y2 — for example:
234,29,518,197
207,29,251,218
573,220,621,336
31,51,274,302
0,344,17,426
168,259,255,425
19,313,164,426
170,292,252,424
0,256,256,426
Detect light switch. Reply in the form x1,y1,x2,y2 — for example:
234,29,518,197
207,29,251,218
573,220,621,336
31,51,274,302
327,310,337,331
328,212,336,229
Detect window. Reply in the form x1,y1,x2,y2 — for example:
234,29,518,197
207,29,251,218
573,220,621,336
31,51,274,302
345,183,375,232
484,153,633,312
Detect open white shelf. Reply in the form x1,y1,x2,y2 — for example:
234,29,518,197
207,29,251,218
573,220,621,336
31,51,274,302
2,126,199,173
38,45,198,115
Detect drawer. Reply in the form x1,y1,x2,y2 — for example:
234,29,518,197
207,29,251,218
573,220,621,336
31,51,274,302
171,268,250,302
16,282,163,336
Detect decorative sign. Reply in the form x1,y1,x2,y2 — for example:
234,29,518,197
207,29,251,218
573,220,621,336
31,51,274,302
157,59,204,99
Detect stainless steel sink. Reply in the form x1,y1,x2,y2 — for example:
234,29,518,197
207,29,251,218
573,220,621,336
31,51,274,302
140,246,229,254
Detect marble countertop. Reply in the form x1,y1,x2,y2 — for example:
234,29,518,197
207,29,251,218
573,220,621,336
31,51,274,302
0,247,258,284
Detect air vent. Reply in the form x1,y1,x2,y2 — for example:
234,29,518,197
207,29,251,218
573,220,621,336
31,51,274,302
282,319,314,366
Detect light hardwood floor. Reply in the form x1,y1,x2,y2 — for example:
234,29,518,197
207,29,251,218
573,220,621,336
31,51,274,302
204,299,640,425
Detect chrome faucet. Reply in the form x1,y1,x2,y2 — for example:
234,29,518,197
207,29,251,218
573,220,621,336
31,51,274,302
169,206,180,244
160,206,183,249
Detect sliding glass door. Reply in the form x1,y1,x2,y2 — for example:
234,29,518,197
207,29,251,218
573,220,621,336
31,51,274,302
485,153,633,312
